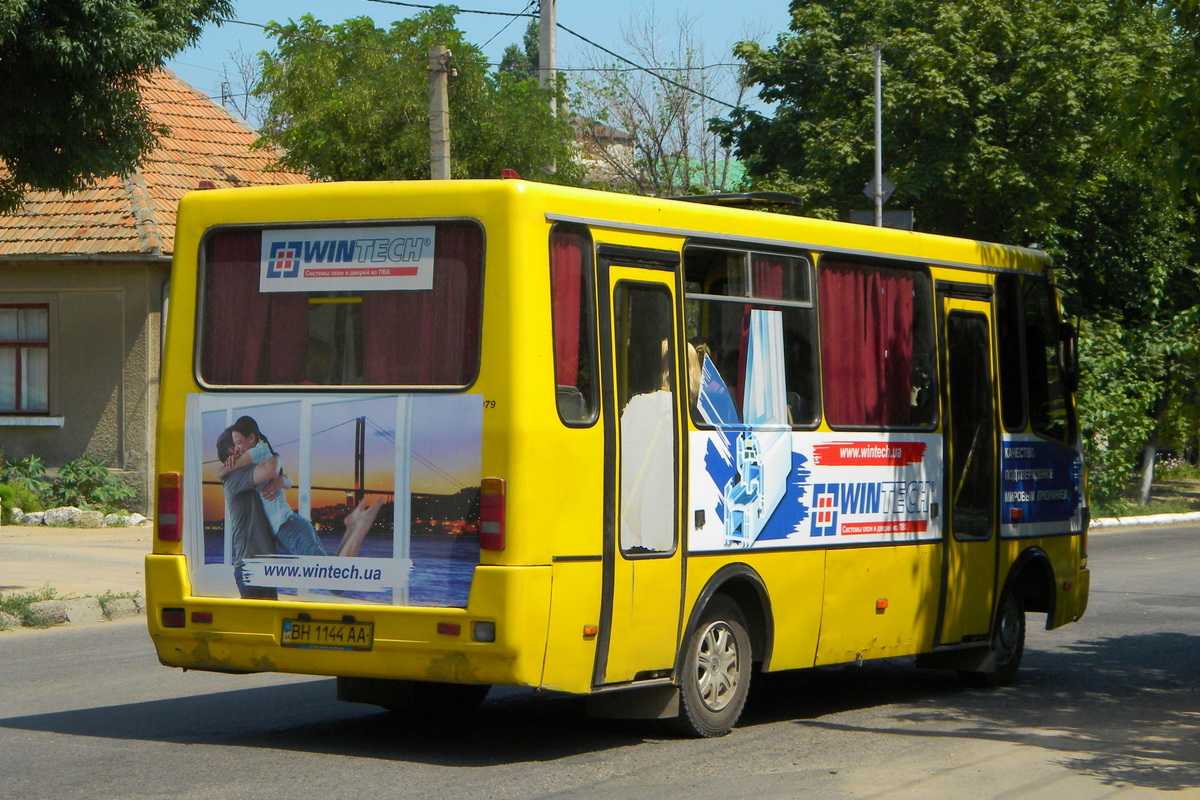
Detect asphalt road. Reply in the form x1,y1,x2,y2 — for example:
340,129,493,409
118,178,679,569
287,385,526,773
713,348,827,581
0,525,1196,800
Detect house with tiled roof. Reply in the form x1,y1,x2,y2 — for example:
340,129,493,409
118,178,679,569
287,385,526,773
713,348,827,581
0,69,308,511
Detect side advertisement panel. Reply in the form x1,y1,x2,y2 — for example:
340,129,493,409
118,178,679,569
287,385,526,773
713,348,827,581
184,392,482,606
687,306,941,552
999,435,1085,537
689,430,943,551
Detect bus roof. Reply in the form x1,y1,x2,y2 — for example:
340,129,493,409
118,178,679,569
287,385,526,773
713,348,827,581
177,178,1050,275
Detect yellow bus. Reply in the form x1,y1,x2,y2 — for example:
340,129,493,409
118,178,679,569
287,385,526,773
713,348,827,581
147,178,1089,737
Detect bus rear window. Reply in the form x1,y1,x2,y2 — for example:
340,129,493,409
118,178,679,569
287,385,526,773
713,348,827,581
199,223,483,387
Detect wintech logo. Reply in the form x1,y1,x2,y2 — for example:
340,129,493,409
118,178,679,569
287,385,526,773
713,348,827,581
267,241,303,278
261,226,436,288
808,479,935,538
811,485,840,536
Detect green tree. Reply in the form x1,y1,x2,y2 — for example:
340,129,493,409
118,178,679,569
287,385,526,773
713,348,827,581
498,20,539,79
1118,0,1200,199
256,10,582,184
1076,321,1166,511
716,0,1174,243
718,0,1200,506
0,0,233,212
1048,150,1200,504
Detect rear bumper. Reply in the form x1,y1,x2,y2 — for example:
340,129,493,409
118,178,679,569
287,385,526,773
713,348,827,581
145,554,552,687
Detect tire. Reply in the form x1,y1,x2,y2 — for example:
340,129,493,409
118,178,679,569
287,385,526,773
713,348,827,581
674,596,752,737
966,591,1025,687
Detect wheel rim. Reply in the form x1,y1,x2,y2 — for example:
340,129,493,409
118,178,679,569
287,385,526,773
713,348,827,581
995,597,1020,664
695,620,741,712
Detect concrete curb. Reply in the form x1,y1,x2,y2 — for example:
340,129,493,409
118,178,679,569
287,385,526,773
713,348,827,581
2,595,144,632
1089,511,1200,529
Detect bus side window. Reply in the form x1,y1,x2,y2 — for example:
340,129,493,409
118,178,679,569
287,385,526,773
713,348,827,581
817,259,937,429
550,224,598,425
995,274,1027,431
683,246,818,429
1023,278,1072,443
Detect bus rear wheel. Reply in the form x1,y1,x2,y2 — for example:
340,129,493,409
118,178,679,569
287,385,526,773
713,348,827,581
965,591,1025,687
674,596,752,738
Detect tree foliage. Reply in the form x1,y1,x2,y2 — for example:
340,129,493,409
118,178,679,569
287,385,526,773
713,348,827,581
0,0,233,212
716,0,1200,504
716,0,1176,243
498,20,539,79
1076,320,1166,510
256,10,583,184
1118,0,1200,199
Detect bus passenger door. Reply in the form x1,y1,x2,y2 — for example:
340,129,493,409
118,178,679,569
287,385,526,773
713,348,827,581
936,292,999,646
594,257,685,687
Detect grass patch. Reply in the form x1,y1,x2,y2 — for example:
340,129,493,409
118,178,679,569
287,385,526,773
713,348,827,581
1097,477,1200,518
0,586,60,628
95,590,141,618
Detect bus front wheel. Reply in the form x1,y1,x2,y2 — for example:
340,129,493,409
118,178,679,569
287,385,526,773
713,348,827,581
674,596,752,737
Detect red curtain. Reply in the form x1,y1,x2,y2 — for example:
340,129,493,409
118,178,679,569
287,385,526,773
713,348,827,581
819,262,914,426
751,253,785,301
361,223,483,385
550,229,584,387
202,231,308,384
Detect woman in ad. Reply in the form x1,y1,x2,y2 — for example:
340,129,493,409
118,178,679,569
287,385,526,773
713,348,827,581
216,415,382,597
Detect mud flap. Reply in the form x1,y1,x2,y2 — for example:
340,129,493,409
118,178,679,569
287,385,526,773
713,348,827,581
587,684,680,720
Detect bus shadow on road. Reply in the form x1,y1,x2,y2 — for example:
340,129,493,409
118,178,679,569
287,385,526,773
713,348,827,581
743,631,1200,793
0,679,654,766
2,632,1195,776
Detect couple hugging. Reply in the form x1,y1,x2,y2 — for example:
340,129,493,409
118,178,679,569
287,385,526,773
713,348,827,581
216,415,383,599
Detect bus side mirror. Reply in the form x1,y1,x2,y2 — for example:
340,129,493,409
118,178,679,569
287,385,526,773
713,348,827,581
1059,321,1080,393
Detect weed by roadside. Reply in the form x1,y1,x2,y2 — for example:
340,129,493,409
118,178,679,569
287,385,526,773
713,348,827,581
0,587,144,631
95,590,142,617
0,586,60,629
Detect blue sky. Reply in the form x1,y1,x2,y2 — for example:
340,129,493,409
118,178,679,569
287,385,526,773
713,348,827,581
167,0,793,113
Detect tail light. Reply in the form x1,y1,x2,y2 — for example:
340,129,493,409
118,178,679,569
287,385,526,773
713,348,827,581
479,477,506,551
157,472,182,541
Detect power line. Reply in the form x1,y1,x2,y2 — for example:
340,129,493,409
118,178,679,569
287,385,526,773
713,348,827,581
479,0,535,52
362,1,746,109
195,11,1193,120
555,21,742,110
364,0,535,19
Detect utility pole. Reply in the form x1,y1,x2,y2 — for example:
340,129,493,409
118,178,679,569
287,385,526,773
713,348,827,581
429,45,452,180
873,42,883,228
539,0,557,115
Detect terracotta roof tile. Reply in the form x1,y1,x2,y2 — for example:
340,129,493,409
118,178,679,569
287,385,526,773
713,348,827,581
0,69,309,259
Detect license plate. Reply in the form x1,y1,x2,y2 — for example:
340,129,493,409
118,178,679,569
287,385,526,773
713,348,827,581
281,619,374,651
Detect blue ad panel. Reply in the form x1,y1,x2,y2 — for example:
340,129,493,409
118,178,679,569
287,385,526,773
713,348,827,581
999,435,1084,535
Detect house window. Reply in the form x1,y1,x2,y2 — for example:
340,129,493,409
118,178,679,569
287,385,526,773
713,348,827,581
0,305,50,413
